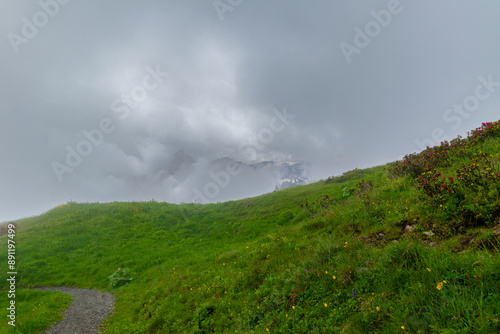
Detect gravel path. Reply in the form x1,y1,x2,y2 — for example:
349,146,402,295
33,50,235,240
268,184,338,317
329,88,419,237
35,287,115,334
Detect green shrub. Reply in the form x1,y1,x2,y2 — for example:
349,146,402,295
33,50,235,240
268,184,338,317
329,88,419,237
108,267,134,287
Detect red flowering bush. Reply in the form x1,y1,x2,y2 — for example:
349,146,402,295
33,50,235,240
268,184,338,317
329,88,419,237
416,151,500,226
467,121,500,145
416,169,459,206
388,137,467,178
388,120,500,179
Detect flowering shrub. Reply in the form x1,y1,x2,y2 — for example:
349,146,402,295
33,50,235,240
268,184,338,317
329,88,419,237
415,152,500,226
388,139,461,178
416,168,458,206
467,121,500,145
455,152,500,191
388,120,500,178
384,120,500,228
455,153,500,225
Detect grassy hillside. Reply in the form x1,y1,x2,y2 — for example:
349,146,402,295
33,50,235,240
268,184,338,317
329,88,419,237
2,121,500,333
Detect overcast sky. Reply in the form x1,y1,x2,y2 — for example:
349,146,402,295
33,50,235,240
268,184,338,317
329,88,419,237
2,0,500,223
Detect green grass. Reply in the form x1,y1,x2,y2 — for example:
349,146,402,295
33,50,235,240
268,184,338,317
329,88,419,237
0,289,72,333
1,121,500,333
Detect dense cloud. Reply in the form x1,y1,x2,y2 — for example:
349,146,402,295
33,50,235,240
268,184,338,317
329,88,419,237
2,0,500,222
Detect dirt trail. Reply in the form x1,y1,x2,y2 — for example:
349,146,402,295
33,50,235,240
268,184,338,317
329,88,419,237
35,287,115,334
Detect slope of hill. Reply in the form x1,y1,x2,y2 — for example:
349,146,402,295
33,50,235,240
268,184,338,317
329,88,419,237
1,121,500,333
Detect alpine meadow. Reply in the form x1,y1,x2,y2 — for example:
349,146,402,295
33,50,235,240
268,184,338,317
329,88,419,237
1,121,500,333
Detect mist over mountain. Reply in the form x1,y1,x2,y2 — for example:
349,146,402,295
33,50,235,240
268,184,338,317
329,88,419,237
159,150,310,204
250,160,310,189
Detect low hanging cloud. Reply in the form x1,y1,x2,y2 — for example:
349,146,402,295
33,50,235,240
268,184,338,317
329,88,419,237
1,0,500,222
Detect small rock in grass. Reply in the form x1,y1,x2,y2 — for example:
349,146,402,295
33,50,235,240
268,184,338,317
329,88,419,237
405,225,414,232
